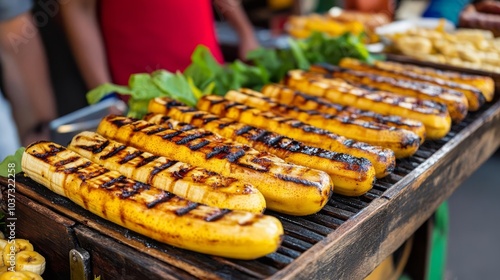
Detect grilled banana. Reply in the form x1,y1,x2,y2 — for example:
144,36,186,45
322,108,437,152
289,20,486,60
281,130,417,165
14,251,45,275
223,91,420,158
261,84,426,141
339,58,486,111
0,271,42,280
373,60,495,102
22,142,283,260
147,98,376,196
309,64,469,122
196,95,395,177
97,115,332,216
233,86,425,146
283,69,452,139
68,131,266,213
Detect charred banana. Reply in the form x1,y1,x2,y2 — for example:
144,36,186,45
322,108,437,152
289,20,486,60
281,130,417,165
309,64,469,123
283,69,452,140
22,142,283,260
196,95,395,177
97,115,332,216
372,60,494,102
68,131,266,213
147,98,376,196
260,84,426,141
339,58,486,111
223,90,421,158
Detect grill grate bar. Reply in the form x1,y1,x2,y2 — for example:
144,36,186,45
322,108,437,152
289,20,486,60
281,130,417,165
330,196,368,209
259,252,294,269
277,246,302,259
326,199,360,213
307,213,344,229
273,213,332,237
210,258,273,279
317,205,355,221
281,235,314,252
278,220,326,243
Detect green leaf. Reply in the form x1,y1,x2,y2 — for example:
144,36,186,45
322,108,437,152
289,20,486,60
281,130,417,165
152,70,197,106
126,98,150,119
151,70,175,93
86,83,131,104
201,81,215,94
0,147,26,176
187,76,204,99
288,38,310,70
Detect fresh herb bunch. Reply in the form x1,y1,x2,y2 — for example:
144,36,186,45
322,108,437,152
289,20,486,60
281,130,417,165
87,32,376,119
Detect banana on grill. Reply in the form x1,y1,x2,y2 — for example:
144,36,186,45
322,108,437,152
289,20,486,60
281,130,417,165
196,95,395,178
68,131,266,213
97,115,332,216
373,60,495,102
339,58,486,111
261,84,426,141
309,64,469,123
283,69,452,140
147,98,376,196
22,142,283,260
238,87,427,142
224,90,420,158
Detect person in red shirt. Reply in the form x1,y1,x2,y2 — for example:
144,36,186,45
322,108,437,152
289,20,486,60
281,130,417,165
61,0,259,89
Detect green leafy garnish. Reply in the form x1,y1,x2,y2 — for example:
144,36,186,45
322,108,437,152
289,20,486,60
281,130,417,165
86,32,376,119
0,147,26,177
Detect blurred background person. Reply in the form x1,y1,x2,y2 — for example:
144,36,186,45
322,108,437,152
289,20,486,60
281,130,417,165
61,0,260,89
0,0,57,159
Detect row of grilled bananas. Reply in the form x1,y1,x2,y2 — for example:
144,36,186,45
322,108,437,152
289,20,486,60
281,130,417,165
68,131,266,213
0,237,45,279
96,115,332,215
224,88,422,158
22,142,284,260
147,98,379,196
283,69,453,140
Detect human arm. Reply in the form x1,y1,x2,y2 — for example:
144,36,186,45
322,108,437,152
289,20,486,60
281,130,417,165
60,0,112,89
213,0,259,60
0,12,57,145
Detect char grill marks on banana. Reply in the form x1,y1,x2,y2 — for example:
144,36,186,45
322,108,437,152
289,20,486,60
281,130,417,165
283,69,452,140
223,88,422,158
147,97,376,196
309,63,469,122
97,115,332,216
339,58,486,111
68,131,266,213
196,95,395,177
260,84,426,140
372,60,495,102
198,93,417,158
21,142,283,260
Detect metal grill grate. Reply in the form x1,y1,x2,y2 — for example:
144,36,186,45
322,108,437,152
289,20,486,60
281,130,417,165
13,97,496,279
